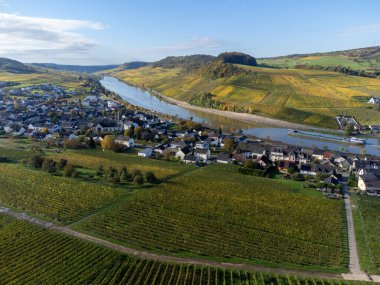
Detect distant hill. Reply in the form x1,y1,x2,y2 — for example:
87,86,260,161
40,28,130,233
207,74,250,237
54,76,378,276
32,63,121,73
217,52,257,66
258,46,380,77
153,54,215,70
121,61,150,70
0,58,37,74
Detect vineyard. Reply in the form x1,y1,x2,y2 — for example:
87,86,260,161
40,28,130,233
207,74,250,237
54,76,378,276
77,168,347,270
351,195,380,274
0,215,366,285
0,163,124,223
113,64,380,127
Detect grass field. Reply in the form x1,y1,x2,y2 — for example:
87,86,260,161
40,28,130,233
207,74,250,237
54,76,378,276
0,70,91,96
113,65,380,128
0,215,364,285
258,55,380,71
76,167,347,271
351,195,380,274
50,149,195,180
0,163,124,223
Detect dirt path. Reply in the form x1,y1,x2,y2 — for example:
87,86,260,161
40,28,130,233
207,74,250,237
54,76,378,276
0,207,348,281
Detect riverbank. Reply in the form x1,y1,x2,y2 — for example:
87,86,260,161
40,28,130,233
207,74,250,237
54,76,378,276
117,78,340,133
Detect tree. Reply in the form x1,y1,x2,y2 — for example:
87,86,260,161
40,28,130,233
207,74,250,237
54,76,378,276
124,125,135,138
88,136,96,148
29,154,44,169
133,174,144,185
345,123,355,137
222,138,237,153
42,158,56,173
145,171,157,183
63,164,76,177
101,135,114,150
134,126,143,139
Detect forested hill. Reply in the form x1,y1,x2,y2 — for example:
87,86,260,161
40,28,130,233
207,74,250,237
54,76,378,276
0,58,38,74
258,46,380,78
32,63,121,73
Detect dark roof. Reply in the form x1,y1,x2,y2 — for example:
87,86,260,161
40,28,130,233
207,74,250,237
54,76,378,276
217,152,232,161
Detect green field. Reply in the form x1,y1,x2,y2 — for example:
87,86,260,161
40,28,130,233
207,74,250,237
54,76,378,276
76,167,347,271
113,64,380,128
0,215,365,285
50,149,195,180
352,195,380,274
258,55,380,71
0,163,124,223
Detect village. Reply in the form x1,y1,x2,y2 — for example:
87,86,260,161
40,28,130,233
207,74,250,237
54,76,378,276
0,80,380,198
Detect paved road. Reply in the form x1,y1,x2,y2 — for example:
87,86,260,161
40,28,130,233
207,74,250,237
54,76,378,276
0,207,345,281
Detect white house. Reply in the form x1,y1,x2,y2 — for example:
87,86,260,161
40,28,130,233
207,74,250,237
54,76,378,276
114,135,135,148
358,170,380,194
194,149,211,161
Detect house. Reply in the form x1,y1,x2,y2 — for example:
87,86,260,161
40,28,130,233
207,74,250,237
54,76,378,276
217,152,232,164
153,144,168,155
368,97,380,104
334,157,350,171
92,120,122,133
278,161,297,172
114,135,135,148
175,146,192,160
369,125,380,134
195,141,209,150
300,164,317,176
312,149,325,160
194,148,211,162
358,169,380,194
182,155,198,164
138,148,153,158
324,175,339,185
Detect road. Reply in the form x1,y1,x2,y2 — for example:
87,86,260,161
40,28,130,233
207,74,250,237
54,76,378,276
0,207,345,281
341,178,372,281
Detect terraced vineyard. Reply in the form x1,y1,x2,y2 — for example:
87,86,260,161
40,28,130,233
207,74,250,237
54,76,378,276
0,215,365,284
0,163,123,223
77,168,347,270
113,64,380,127
351,195,380,274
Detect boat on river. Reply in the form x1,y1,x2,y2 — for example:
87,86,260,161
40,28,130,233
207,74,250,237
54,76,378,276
288,129,366,145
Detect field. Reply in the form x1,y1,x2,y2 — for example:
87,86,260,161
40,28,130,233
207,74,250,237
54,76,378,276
0,70,91,96
351,195,380,274
0,163,124,223
50,149,195,180
76,167,347,271
258,55,380,71
0,215,365,285
113,65,380,128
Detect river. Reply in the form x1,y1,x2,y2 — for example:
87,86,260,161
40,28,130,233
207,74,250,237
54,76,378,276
100,77,380,156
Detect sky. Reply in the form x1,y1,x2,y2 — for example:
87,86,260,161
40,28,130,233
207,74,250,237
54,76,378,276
0,0,379,64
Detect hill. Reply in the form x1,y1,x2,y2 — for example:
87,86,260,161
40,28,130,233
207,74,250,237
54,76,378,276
121,61,150,70
112,53,380,128
0,57,37,74
32,63,121,73
258,46,380,77
217,51,257,66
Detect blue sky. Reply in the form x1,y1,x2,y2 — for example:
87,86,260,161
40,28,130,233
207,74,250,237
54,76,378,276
0,0,379,64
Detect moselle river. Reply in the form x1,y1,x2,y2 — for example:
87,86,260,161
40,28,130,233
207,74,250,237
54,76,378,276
101,76,380,156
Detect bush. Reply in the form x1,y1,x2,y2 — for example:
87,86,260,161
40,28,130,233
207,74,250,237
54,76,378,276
130,169,142,179
57,159,68,170
133,174,144,185
145,171,158,183
29,154,44,169
63,164,76,177
42,158,56,174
